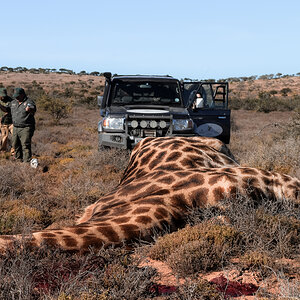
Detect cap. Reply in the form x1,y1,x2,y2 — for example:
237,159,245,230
13,87,25,98
0,88,7,97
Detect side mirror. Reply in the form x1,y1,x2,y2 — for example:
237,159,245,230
97,96,103,107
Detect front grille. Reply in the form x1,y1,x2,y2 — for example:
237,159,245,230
126,115,171,138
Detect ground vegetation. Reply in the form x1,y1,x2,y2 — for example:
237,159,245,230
0,71,299,299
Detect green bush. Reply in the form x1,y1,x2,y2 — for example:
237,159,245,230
80,96,97,107
149,222,243,275
37,94,73,124
230,95,300,112
167,239,225,275
63,87,74,97
240,250,275,275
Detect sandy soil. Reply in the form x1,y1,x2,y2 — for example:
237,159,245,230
0,72,105,95
140,255,300,299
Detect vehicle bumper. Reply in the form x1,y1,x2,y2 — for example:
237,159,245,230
98,131,196,150
99,132,128,149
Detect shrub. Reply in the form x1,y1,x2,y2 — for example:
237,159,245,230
280,88,292,96
0,163,26,199
0,202,49,235
80,89,88,94
254,210,300,257
286,108,300,138
231,118,299,175
229,97,258,110
0,212,18,235
149,222,243,275
240,250,275,275
229,94,300,112
63,87,74,97
256,92,274,113
269,90,278,96
169,279,222,299
37,94,73,124
167,239,226,275
223,194,300,258
80,96,97,107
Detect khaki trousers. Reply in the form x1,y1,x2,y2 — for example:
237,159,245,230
12,126,35,162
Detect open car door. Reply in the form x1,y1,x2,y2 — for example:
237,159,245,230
182,81,231,144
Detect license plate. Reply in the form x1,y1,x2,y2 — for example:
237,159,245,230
144,130,156,137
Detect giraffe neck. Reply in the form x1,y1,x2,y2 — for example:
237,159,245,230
0,137,298,252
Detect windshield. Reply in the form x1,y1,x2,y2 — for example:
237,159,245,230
110,80,182,106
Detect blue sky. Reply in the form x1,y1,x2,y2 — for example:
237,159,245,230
1,0,299,80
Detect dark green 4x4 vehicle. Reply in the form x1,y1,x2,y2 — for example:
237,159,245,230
97,72,230,149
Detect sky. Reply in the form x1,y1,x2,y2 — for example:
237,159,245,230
1,0,299,80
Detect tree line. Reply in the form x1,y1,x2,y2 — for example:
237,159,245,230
0,66,102,76
1,66,300,82
184,72,300,83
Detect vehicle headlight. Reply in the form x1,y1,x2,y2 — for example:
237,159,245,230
102,117,124,130
172,119,193,131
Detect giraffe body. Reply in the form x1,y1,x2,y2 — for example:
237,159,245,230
0,137,299,252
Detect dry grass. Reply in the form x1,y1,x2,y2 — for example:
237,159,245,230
0,108,130,233
0,72,104,95
0,245,157,300
0,72,299,299
230,110,300,177
166,279,223,299
230,76,300,99
0,71,299,97
147,193,300,278
148,222,243,275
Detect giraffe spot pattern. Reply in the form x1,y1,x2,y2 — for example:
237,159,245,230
132,207,151,214
96,226,119,242
63,236,78,248
190,188,209,206
112,217,131,224
170,194,188,210
0,136,298,252
213,187,226,200
159,175,175,184
135,216,153,224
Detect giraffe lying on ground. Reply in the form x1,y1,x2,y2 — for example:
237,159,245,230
0,136,299,252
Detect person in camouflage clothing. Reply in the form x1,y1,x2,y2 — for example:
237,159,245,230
0,88,13,152
0,88,36,162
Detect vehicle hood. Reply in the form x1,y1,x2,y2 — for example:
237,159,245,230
107,105,189,116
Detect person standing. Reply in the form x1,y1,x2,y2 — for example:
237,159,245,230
9,88,36,162
0,88,13,152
